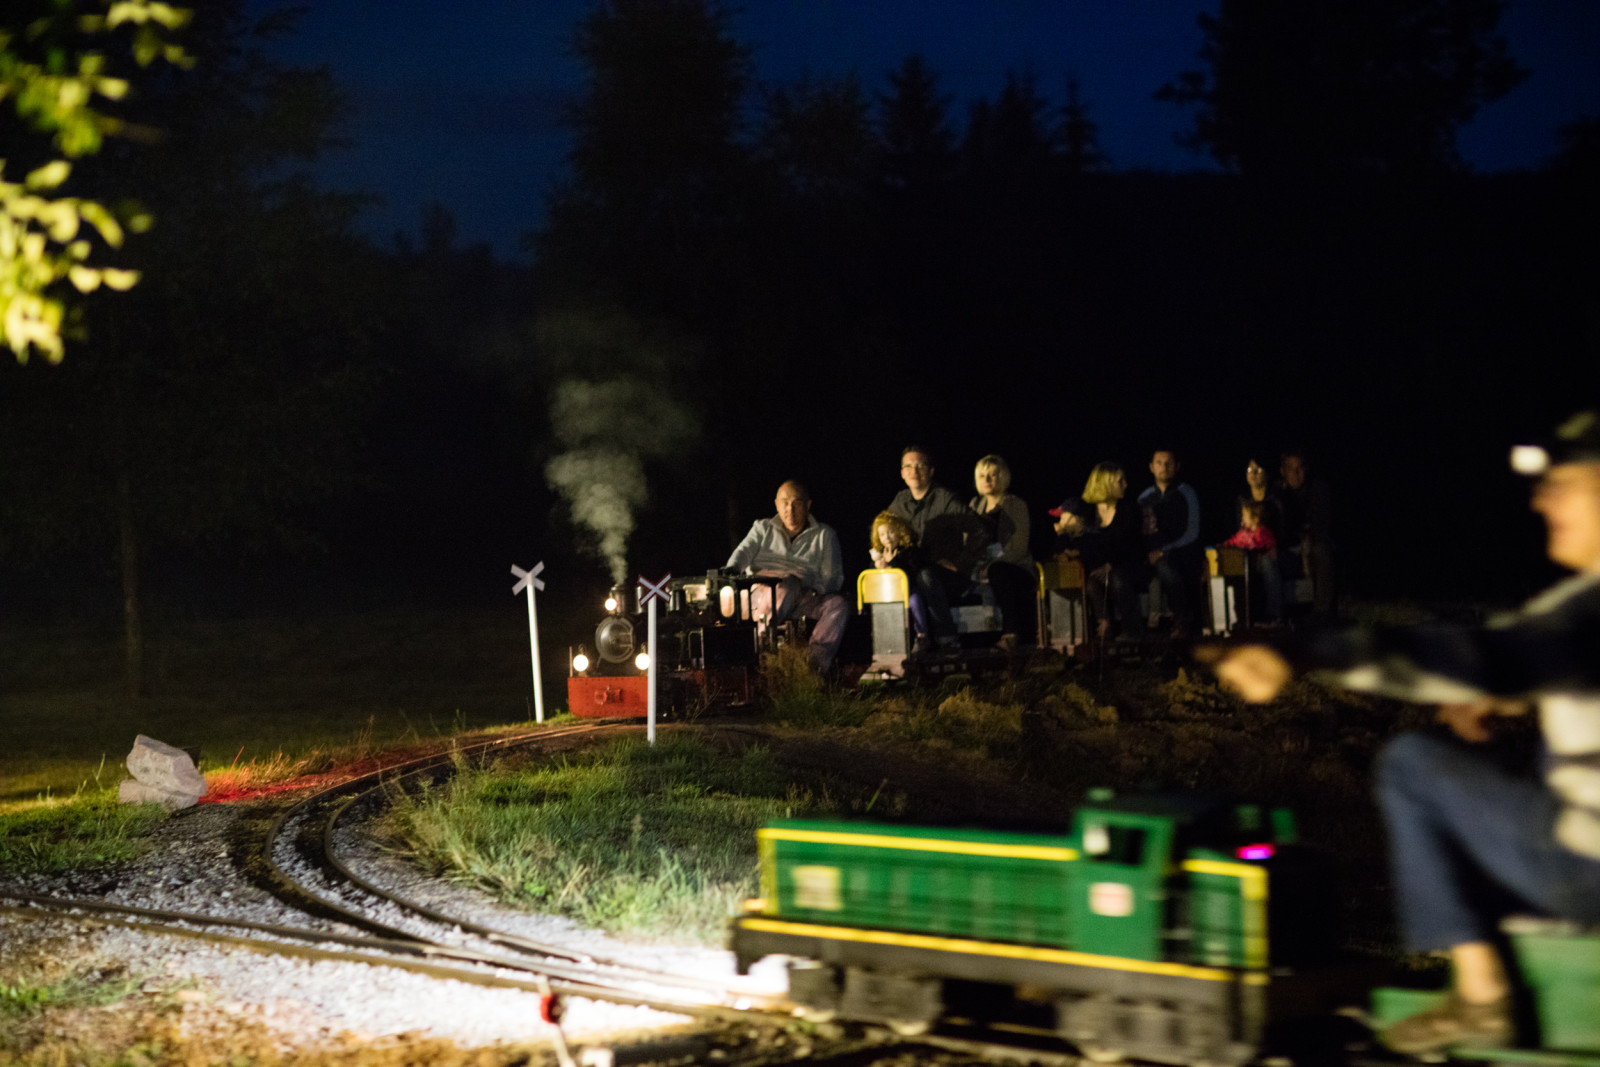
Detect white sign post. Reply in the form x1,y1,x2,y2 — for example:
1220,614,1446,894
638,573,671,745
511,562,547,723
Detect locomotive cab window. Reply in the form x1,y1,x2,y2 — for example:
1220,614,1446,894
1082,821,1147,866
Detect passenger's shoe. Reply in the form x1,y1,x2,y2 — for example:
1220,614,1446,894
996,633,1019,653
935,634,960,653
911,635,933,656
1379,994,1513,1055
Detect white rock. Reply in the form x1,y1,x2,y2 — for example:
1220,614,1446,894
118,778,201,811
126,734,206,796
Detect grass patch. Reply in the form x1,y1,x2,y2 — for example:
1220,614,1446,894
762,645,869,728
382,734,836,944
0,963,146,1022
0,794,167,874
861,687,1026,758
0,610,547,806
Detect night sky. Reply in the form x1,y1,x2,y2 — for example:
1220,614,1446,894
253,0,1600,263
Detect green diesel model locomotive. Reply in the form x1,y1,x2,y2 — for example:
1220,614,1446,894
729,790,1600,1065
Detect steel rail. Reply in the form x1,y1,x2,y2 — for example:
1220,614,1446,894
254,721,612,941
0,899,729,1018
316,754,764,996
250,719,783,1010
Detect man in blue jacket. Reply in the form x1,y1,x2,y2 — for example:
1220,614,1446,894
1138,449,1202,638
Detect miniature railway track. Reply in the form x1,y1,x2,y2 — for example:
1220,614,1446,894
1,721,783,1028
5,723,1359,1065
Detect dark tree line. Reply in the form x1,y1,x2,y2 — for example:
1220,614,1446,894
2,0,1595,696
529,0,1591,606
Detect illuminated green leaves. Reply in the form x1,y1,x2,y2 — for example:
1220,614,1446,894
1,1,190,360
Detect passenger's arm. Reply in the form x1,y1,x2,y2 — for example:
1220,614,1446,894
1162,485,1201,552
724,522,763,573
819,529,843,594
1001,498,1031,563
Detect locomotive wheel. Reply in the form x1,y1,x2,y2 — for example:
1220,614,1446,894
794,1006,836,1023
1078,1045,1127,1064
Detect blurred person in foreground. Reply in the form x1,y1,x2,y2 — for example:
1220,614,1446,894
726,480,847,674
1209,412,1600,1056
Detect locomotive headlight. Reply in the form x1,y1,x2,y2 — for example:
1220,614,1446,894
719,585,736,618
604,595,619,612
635,649,651,670
572,650,591,674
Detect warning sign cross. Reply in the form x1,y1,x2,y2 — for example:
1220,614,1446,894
638,573,671,605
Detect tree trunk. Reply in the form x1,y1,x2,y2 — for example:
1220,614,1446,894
117,465,145,699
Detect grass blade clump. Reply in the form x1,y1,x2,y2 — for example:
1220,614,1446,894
763,645,868,728
0,796,164,873
862,686,1026,758
0,963,145,1022
383,735,824,944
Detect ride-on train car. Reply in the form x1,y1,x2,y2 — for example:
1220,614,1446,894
729,790,1600,1065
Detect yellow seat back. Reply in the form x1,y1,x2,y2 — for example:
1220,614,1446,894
857,567,910,611
1037,558,1086,591
1217,546,1251,577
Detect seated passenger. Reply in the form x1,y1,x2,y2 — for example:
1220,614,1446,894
725,479,848,673
1138,448,1203,639
1240,456,1286,546
1054,462,1147,641
883,446,986,653
1277,449,1336,616
970,454,1038,649
868,511,937,642
1221,499,1283,625
1212,410,1600,1055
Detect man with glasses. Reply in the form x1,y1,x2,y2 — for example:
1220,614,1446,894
879,446,986,653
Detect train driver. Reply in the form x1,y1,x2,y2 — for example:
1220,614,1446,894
1210,410,1600,1056
725,480,848,674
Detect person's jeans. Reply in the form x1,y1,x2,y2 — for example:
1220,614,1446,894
1087,563,1147,637
910,564,963,641
1254,551,1283,622
1152,550,1198,628
986,561,1038,642
756,578,850,672
1376,731,1600,951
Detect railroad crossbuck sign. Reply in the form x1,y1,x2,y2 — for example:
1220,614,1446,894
639,573,670,744
511,562,547,723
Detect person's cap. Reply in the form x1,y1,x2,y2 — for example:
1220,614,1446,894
1511,411,1600,475
1047,498,1079,518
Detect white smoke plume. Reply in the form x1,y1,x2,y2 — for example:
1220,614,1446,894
545,377,697,583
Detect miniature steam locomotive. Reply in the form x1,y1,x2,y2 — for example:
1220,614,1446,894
566,570,780,718
729,790,1600,1065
